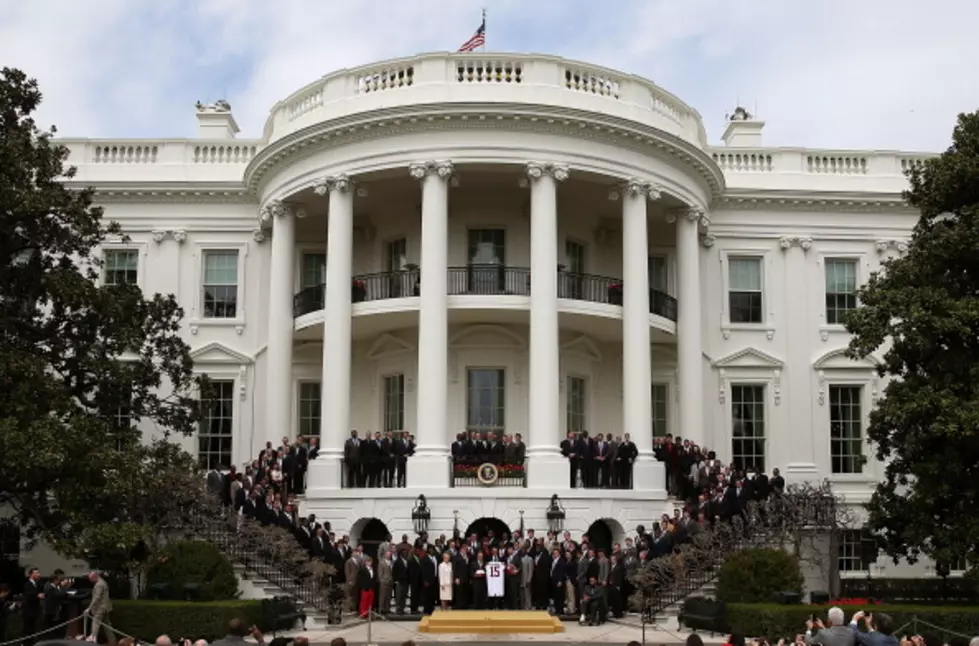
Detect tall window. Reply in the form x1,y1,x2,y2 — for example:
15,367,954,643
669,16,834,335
383,374,405,431
567,376,587,433
825,259,858,325
298,382,321,437
838,530,872,572
301,253,326,290
651,383,669,437
199,380,234,469
564,240,586,300
731,384,766,471
202,251,239,318
467,368,505,434
830,385,864,474
728,257,763,323
648,256,668,293
104,249,139,286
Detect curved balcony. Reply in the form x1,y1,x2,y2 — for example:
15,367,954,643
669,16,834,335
293,267,678,321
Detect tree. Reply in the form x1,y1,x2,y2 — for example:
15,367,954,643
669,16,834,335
845,110,979,574
0,67,204,570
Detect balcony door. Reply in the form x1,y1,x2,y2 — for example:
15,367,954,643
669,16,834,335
468,229,505,294
386,237,408,297
563,240,586,299
301,253,326,311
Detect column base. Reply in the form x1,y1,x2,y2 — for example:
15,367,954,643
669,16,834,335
526,450,571,490
306,456,342,493
632,458,667,494
406,452,451,489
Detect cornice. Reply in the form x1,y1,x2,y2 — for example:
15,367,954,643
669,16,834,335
243,103,726,199
67,181,254,204
716,189,914,213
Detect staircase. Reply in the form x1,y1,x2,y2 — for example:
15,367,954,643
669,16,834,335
191,504,338,631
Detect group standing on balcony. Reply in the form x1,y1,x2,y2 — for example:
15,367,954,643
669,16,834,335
560,431,638,489
342,430,416,488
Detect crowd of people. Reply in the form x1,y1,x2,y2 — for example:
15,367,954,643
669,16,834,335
1,570,114,646
559,431,639,489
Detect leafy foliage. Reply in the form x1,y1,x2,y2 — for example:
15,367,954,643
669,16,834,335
146,540,239,601
845,111,979,574
716,547,804,603
0,67,204,569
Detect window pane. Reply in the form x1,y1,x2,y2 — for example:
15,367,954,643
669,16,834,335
466,368,505,433
837,529,871,573
104,249,139,286
731,384,765,472
199,380,235,470
302,253,326,289
567,376,586,433
651,383,669,438
203,251,239,318
825,260,858,325
384,374,405,431
729,258,762,291
830,385,863,474
298,381,321,437
648,256,667,292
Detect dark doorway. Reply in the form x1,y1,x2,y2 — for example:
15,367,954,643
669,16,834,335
586,519,613,553
464,517,511,542
358,518,390,561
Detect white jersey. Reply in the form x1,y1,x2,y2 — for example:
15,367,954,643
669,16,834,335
486,561,505,597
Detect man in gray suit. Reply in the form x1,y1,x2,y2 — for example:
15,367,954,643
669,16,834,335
806,606,856,646
85,571,113,644
377,550,393,615
519,548,534,610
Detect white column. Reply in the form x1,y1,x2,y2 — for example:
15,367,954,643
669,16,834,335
674,206,705,447
621,179,663,492
525,162,569,489
409,160,453,488
309,175,354,491
262,200,297,449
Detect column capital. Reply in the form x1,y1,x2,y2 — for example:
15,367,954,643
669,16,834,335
613,179,663,200
409,160,455,180
312,174,353,195
779,235,813,252
259,200,307,225
665,205,707,226
524,162,570,183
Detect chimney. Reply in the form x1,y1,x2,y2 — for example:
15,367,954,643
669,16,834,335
195,100,239,139
721,106,764,147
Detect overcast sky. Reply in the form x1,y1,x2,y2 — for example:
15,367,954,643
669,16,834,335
2,0,976,151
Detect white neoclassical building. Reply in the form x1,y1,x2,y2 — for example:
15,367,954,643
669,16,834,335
37,52,943,578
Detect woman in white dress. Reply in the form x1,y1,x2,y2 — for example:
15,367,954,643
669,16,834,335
438,551,454,609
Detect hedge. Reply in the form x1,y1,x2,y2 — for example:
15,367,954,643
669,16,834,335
727,603,979,640
1,600,266,642
717,548,804,604
146,540,239,601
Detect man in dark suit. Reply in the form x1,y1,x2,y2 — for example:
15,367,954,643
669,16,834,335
343,431,362,488
42,570,68,640
381,431,396,487
394,434,410,487
392,550,409,614
21,568,42,646
575,432,592,488
407,549,423,614
531,545,551,610
420,549,438,615
607,554,627,618
513,433,527,466
548,548,567,616
365,432,384,487
560,432,578,488
451,546,471,610
616,433,637,488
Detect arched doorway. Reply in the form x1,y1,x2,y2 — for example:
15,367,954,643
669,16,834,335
585,519,614,553
464,517,511,542
352,518,390,561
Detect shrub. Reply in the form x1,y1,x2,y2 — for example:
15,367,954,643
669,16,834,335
145,540,239,601
716,547,804,604
2,600,267,641
726,603,979,641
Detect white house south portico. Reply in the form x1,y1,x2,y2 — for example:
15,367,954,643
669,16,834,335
48,51,930,559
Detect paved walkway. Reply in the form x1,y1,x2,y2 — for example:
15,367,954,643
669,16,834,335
288,614,728,645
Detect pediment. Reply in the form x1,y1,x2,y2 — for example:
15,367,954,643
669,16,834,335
366,333,415,360
561,335,602,361
813,347,881,370
712,346,784,368
190,342,252,365
449,325,525,349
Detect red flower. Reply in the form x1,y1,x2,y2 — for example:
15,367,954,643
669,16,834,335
609,283,622,290
353,279,365,288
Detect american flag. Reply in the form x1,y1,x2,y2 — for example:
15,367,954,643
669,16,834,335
458,13,486,52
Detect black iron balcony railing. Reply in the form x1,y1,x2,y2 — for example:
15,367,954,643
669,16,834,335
559,271,678,321
292,267,678,322
447,264,531,295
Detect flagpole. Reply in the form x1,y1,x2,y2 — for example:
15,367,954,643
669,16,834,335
481,7,486,51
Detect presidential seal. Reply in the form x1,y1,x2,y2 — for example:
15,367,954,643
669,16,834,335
477,462,499,485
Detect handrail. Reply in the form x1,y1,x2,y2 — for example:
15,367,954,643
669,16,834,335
447,264,530,295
